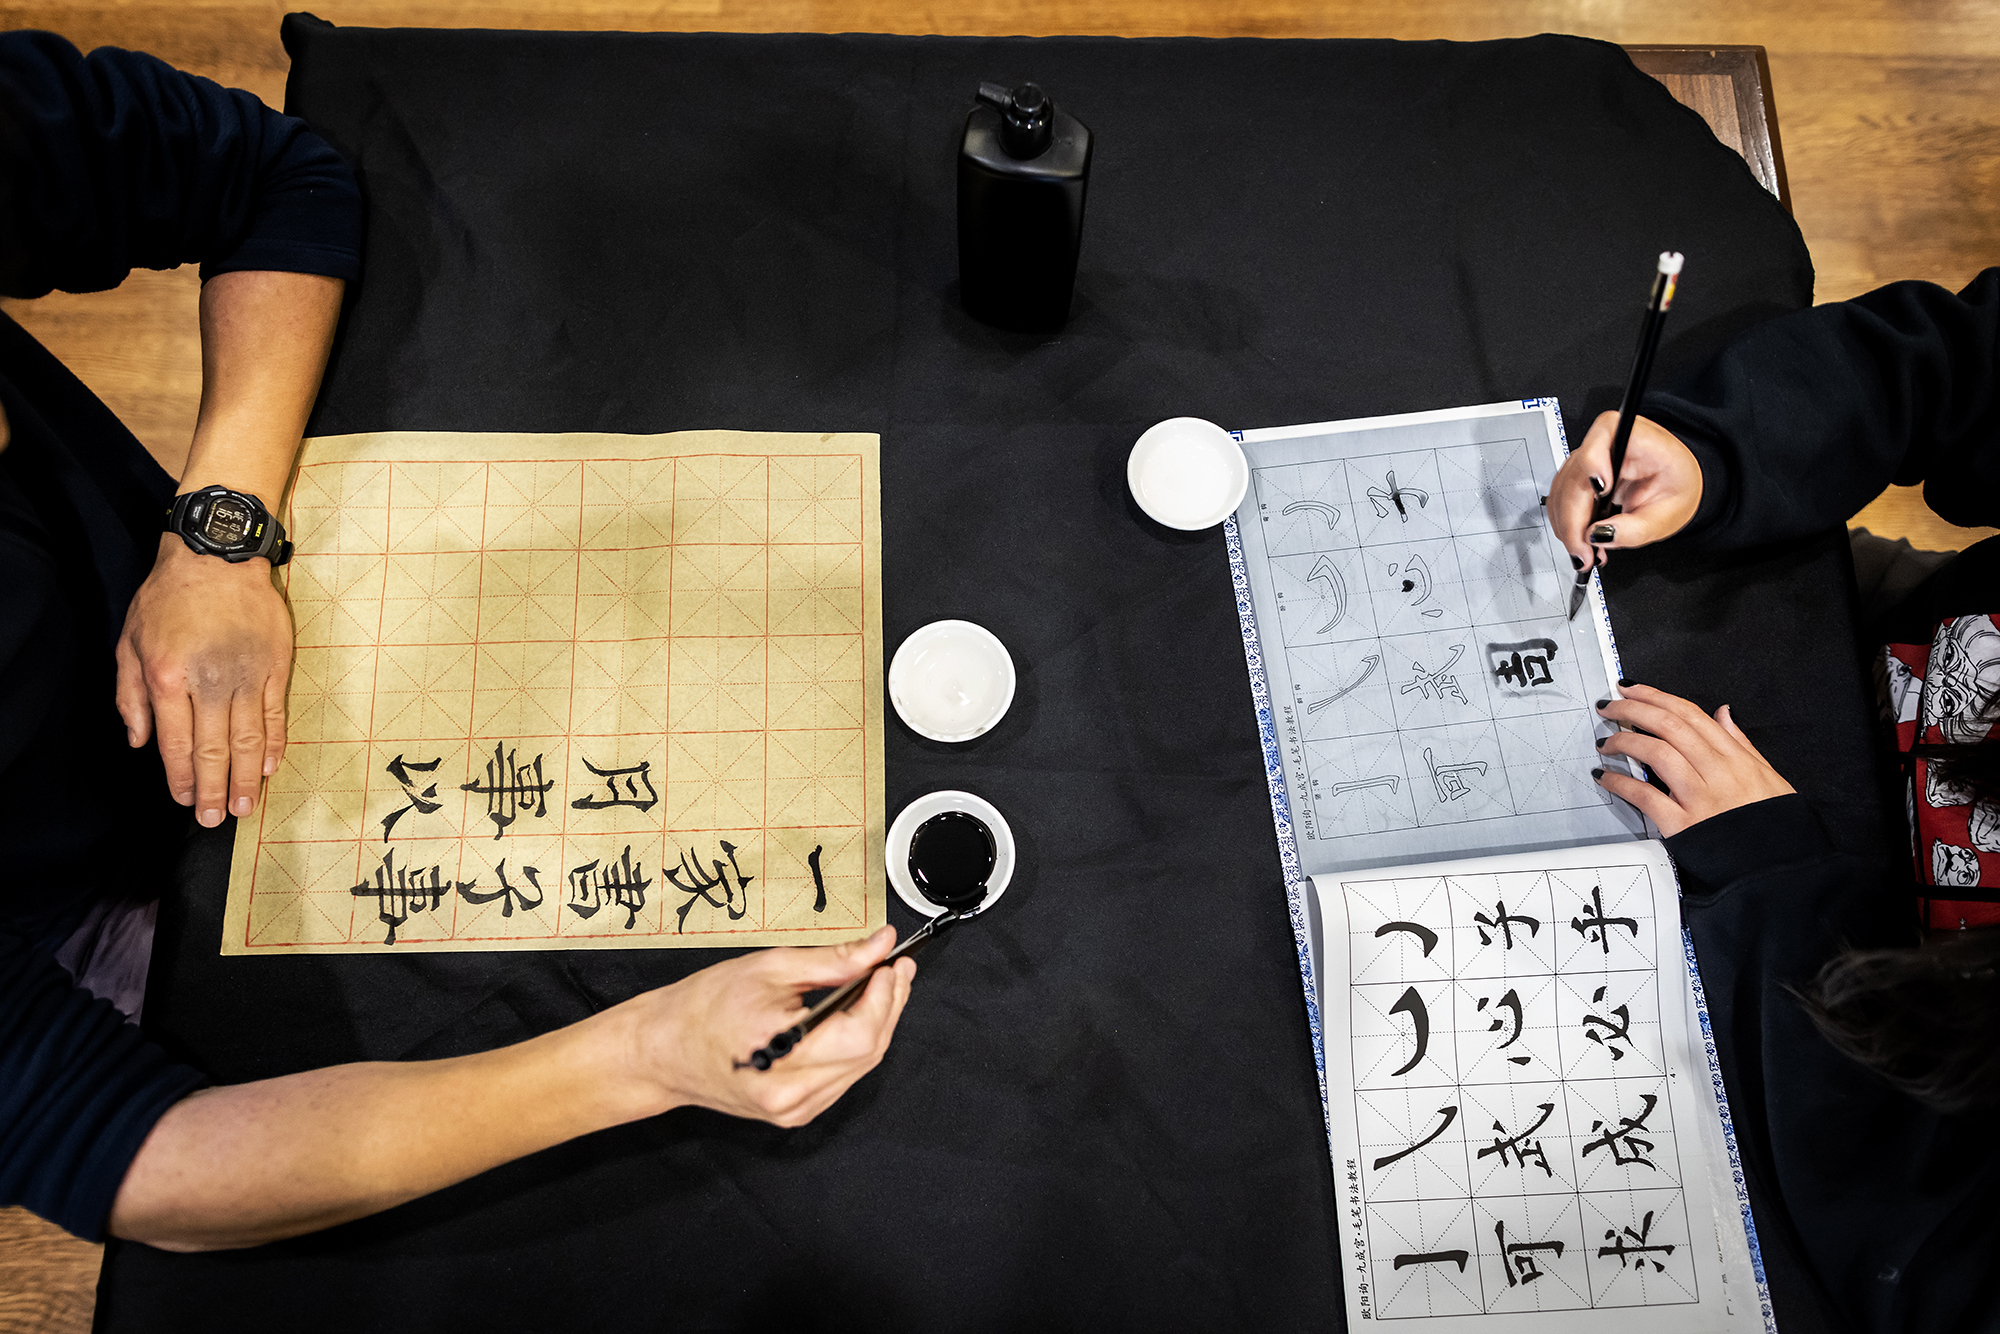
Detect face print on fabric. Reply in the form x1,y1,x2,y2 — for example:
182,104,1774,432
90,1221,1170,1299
1924,615,2000,746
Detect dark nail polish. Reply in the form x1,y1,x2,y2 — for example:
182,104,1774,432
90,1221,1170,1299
1594,698,1610,710
1590,767,1605,780
1570,554,1584,570
1590,522,1617,545
1594,736,1606,749
1590,476,1605,494
1618,677,1636,688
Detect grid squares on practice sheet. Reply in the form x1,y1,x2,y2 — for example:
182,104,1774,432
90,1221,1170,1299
1251,440,1614,842
236,447,875,953
1339,865,1693,1318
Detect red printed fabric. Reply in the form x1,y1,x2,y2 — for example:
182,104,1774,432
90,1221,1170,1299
1880,614,2000,930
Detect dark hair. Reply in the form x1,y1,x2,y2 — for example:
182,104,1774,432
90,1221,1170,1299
1799,930,2000,1114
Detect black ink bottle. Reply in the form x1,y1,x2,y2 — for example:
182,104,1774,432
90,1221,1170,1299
909,810,996,909
957,80,1092,332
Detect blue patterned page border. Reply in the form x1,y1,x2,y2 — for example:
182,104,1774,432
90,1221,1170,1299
1221,506,1331,1153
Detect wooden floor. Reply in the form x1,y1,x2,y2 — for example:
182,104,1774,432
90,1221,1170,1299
1,1,1996,1328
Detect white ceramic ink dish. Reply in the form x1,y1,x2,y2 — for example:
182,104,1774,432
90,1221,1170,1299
887,619,1016,742
886,790,1016,919
1126,416,1251,530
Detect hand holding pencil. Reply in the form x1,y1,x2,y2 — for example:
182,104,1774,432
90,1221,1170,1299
1552,252,1700,612
1547,410,1703,568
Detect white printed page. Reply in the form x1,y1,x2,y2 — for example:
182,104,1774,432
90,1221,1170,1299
1312,840,1766,1332
1231,401,1646,876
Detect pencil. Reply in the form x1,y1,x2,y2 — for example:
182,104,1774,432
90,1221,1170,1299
1566,251,1684,622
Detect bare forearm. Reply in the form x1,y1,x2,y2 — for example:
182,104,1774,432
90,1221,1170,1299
182,268,344,502
107,1006,660,1252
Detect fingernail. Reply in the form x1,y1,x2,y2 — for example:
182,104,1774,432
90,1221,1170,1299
1594,736,1606,750
1590,522,1617,544
1570,554,1583,570
232,796,252,816
1590,768,1606,780
201,808,222,827
264,756,279,776
125,728,138,747
1618,677,1636,688
1594,698,1610,710
1590,476,1605,494
177,790,194,806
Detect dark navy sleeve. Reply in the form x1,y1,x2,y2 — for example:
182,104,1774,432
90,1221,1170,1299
1672,795,2000,1333
0,30,361,297
0,934,206,1241
1645,268,2000,545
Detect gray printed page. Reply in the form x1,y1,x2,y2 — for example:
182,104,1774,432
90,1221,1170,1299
1233,401,1646,876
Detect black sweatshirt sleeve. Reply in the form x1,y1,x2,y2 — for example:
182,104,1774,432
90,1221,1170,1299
0,935,206,1241
1644,268,2000,545
1672,795,2000,1333
0,30,361,297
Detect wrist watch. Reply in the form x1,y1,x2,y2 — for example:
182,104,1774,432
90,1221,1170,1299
165,485,293,566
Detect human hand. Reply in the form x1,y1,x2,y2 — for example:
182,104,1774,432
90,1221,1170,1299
115,534,294,827
1548,411,1702,571
622,926,917,1127
1593,683,1795,837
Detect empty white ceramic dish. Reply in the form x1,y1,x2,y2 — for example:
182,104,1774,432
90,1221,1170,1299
886,789,1016,919
887,619,1016,742
1127,417,1250,530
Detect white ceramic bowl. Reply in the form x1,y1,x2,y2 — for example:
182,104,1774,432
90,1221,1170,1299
887,619,1016,743
887,789,1016,919
1126,416,1251,530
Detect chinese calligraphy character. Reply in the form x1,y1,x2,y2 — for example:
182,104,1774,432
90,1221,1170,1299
379,753,444,841
459,858,544,917
1391,1250,1468,1272
1473,900,1540,948
1581,984,1632,1060
1598,1209,1676,1272
1475,1102,1555,1177
1569,884,1639,954
1424,745,1487,801
1490,638,1560,690
1580,1092,1660,1169
349,847,466,946
570,757,659,812
1374,919,1440,957
1400,644,1470,705
807,844,827,913
1371,1105,1458,1171
566,845,652,930
668,839,755,931
1476,988,1531,1066
1387,987,1430,1077
1494,1219,1566,1286
460,743,554,839
1366,469,1429,521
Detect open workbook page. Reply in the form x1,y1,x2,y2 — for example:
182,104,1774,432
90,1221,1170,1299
1306,839,1769,1332
1226,401,1646,877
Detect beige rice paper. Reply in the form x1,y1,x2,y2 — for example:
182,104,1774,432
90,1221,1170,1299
221,430,886,955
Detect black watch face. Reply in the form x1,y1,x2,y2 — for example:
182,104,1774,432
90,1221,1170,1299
202,496,255,547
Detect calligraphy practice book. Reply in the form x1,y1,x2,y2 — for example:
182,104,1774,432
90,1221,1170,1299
1225,402,1772,1330
221,430,886,956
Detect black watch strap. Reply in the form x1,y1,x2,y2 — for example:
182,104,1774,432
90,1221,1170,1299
166,486,293,566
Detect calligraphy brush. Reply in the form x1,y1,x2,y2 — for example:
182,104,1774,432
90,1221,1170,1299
1566,250,1684,622
741,912,961,1071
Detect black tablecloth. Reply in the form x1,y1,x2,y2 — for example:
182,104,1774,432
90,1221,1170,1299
106,19,1877,1332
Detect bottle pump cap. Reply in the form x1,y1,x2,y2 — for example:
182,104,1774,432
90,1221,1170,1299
976,81,1055,159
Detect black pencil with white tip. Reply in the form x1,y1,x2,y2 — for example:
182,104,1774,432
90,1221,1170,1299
1566,250,1684,622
